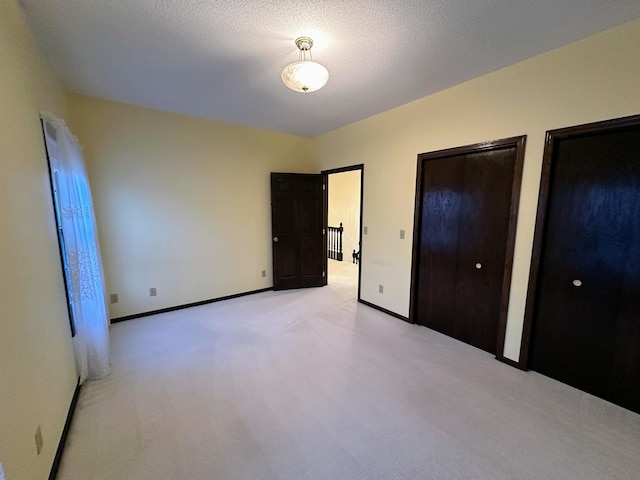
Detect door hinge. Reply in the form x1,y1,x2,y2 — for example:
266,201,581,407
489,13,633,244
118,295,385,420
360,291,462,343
322,271,326,277
323,228,326,234
323,184,326,190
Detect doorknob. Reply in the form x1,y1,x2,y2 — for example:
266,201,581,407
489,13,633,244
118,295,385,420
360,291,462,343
273,237,279,242
572,279,582,287
475,263,482,269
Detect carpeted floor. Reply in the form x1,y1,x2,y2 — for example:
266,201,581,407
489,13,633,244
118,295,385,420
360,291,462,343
57,260,640,479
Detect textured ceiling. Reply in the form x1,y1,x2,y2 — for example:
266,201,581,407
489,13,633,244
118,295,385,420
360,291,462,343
18,0,640,137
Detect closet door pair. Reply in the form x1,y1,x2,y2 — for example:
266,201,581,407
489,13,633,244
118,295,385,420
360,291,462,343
525,115,640,414
412,137,525,355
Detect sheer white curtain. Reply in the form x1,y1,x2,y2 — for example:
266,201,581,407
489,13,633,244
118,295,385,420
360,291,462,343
41,112,110,382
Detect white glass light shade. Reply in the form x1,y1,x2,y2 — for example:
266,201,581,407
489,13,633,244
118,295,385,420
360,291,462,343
281,60,329,93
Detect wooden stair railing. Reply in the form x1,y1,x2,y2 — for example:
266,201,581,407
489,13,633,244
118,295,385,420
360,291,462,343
328,222,344,261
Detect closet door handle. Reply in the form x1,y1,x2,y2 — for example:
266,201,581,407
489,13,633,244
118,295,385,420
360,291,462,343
475,263,482,269
572,279,582,287
273,237,279,243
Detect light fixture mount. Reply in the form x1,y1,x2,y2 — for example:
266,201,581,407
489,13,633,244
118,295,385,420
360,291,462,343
295,36,313,51
281,36,329,93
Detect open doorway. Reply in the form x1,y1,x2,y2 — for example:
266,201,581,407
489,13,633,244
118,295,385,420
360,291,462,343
323,165,363,297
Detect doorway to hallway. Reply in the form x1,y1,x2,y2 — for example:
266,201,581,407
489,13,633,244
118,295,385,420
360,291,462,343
323,165,363,297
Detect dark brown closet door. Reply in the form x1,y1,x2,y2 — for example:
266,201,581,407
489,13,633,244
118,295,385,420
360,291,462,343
529,119,640,413
412,137,524,355
415,155,465,337
450,148,517,353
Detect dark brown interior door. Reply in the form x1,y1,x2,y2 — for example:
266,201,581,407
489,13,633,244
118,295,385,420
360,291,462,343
271,172,325,290
412,137,524,354
529,117,640,413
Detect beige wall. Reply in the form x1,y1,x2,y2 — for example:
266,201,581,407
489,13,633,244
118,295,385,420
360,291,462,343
3,6,638,479
68,95,314,318
328,170,361,261
0,1,78,479
312,19,640,362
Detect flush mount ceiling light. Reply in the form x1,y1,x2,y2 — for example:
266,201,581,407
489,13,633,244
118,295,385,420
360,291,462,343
281,36,329,93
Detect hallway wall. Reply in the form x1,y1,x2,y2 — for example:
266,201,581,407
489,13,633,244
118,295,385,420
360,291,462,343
328,170,361,262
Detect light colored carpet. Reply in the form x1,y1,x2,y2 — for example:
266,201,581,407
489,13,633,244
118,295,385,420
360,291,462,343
57,260,640,479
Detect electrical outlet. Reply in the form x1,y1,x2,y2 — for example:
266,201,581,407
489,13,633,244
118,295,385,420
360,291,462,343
35,425,43,455
261,270,266,278
378,284,384,294
150,287,157,297
364,226,368,235
110,293,119,304
400,229,406,239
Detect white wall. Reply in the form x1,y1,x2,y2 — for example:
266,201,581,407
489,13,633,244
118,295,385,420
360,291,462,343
0,2,78,479
328,170,361,262
312,19,640,362
69,95,315,318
